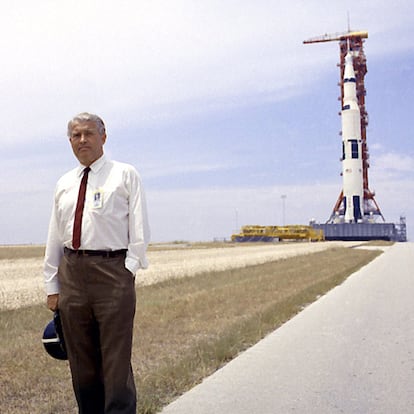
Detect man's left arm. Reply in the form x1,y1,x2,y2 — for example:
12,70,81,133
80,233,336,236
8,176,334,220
125,168,150,275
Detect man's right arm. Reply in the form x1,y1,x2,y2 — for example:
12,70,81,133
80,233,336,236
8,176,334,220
47,294,59,311
44,195,64,310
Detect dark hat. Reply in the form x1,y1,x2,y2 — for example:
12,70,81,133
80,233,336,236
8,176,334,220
42,311,68,360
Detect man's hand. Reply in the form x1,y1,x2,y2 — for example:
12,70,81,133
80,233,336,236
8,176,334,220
47,294,59,311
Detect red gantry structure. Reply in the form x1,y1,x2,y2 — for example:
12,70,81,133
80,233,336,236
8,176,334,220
304,30,385,223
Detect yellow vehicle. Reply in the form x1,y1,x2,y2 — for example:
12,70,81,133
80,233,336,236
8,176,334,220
231,225,324,242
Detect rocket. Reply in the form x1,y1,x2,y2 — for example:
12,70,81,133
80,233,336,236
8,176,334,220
341,51,364,222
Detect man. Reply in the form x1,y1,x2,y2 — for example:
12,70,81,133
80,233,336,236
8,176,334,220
44,112,150,413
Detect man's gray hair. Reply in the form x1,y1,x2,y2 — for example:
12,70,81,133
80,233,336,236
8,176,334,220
67,112,106,137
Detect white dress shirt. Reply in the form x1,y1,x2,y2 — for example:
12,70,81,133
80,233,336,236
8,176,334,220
44,155,150,295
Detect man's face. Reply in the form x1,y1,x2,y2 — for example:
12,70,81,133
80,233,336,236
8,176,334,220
69,121,106,166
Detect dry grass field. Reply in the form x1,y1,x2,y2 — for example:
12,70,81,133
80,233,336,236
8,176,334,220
0,242,386,413
1,241,359,310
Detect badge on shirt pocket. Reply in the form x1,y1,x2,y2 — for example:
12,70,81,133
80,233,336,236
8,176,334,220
93,189,104,209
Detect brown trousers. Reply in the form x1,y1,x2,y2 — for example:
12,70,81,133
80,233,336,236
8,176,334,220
58,251,136,414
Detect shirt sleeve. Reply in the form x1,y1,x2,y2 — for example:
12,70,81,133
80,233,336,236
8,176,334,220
43,191,64,295
124,168,150,275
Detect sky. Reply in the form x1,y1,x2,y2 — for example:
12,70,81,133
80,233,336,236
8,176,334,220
0,0,413,244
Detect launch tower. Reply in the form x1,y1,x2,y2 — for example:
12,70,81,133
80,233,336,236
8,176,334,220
230,28,407,243
304,30,384,223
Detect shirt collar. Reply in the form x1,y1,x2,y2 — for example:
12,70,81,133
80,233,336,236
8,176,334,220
77,154,107,177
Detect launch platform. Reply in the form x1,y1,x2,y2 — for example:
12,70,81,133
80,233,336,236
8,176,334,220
311,218,407,242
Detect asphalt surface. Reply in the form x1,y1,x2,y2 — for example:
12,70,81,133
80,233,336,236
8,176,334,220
160,243,414,414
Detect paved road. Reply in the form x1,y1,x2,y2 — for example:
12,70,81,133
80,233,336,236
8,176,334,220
161,243,414,414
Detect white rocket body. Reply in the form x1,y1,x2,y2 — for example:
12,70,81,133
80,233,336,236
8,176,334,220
341,52,364,222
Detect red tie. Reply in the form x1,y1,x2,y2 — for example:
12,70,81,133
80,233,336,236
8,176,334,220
72,167,90,250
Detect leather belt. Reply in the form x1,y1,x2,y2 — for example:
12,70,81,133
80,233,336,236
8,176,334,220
64,247,127,258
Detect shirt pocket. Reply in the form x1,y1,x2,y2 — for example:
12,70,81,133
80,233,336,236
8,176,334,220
86,187,113,215
86,186,128,217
